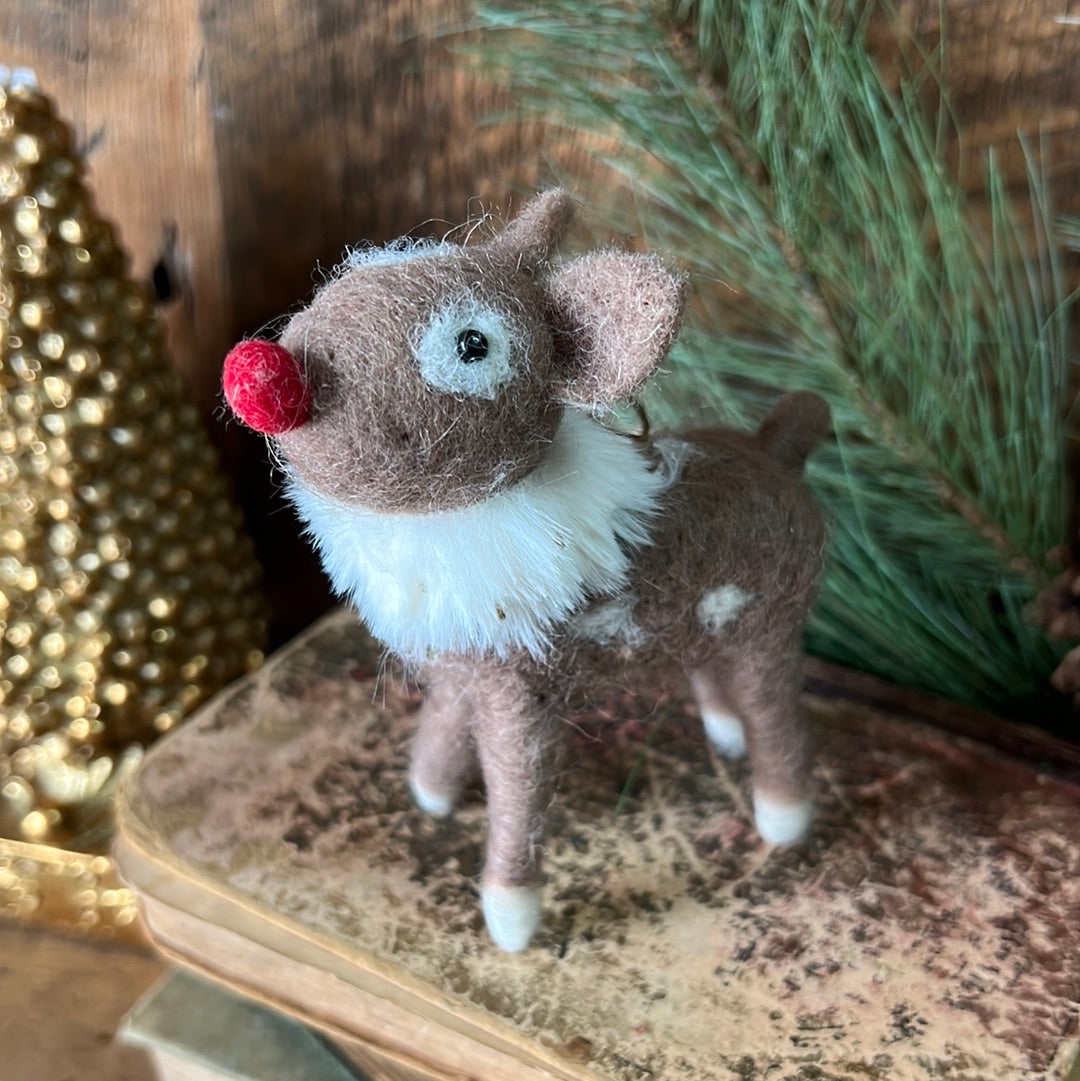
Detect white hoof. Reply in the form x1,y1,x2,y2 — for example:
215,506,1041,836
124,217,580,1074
481,883,542,952
753,792,813,845
408,774,456,818
701,708,747,759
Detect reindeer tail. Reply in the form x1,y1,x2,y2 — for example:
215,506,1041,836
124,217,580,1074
756,391,831,473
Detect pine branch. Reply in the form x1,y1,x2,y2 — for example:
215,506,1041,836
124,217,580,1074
468,0,1074,714
755,163,1047,584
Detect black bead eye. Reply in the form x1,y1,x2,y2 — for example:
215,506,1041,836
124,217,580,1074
455,328,489,363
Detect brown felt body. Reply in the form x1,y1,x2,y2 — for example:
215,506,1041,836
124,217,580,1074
413,412,828,886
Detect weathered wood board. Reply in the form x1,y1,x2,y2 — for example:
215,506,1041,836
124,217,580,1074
0,0,228,411
115,607,1080,1081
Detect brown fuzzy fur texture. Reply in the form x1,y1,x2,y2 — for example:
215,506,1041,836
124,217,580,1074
278,253,564,512
226,190,830,950
415,404,828,877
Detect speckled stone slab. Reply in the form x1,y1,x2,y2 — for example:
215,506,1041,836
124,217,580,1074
115,607,1080,1081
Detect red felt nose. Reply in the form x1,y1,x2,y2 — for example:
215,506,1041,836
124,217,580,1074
223,339,313,435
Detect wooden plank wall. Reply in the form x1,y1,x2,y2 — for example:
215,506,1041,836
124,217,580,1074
2,0,227,411
888,0,1080,196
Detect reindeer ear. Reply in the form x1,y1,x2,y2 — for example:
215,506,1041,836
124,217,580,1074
545,252,686,407
489,189,575,269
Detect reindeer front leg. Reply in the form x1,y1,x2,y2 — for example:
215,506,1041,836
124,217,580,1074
471,667,561,952
409,663,478,817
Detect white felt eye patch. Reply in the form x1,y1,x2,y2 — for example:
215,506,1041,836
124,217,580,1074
412,296,517,399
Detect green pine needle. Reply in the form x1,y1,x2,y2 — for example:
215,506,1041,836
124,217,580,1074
470,0,1074,715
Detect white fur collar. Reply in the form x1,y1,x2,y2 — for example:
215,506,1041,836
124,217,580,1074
287,410,683,663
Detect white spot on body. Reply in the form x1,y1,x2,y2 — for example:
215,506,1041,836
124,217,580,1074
697,584,750,633
571,595,649,649
651,435,698,486
481,883,542,952
701,708,747,759
753,791,813,845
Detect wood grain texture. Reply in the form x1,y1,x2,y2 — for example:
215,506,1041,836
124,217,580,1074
870,0,1080,253
0,922,166,1081
0,0,230,411
115,608,1080,1081
196,0,547,341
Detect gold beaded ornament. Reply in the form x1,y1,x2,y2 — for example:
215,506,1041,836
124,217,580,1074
0,71,267,852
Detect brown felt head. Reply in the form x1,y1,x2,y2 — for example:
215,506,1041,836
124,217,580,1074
254,190,686,513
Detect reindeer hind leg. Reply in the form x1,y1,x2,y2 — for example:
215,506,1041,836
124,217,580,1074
729,645,813,846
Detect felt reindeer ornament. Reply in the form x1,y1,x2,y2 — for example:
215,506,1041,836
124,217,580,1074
223,191,830,952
